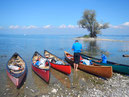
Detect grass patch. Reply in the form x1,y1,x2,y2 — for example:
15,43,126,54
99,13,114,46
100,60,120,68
83,35,90,38
77,35,90,38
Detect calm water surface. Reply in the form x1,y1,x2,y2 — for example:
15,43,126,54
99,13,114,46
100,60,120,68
0,34,129,96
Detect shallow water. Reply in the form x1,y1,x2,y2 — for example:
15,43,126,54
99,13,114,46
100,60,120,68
0,34,129,97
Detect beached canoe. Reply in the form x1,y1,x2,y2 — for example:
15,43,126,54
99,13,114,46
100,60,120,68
64,51,112,78
6,53,27,88
44,50,71,75
80,53,129,75
32,51,50,83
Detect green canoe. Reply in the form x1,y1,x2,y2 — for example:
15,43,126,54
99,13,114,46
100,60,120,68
81,54,129,75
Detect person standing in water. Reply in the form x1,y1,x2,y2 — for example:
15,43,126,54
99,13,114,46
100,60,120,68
72,40,82,71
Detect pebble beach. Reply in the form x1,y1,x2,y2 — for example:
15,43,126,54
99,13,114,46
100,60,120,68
40,72,129,97
1,68,129,97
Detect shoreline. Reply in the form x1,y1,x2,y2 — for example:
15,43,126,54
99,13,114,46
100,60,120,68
1,69,129,97
74,37,129,42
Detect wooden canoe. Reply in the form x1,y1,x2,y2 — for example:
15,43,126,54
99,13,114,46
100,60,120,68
44,50,71,75
64,51,112,78
32,51,50,83
81,53,129,75
6,53,27,88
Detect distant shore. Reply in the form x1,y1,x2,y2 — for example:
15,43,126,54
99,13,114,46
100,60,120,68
74,37,129,42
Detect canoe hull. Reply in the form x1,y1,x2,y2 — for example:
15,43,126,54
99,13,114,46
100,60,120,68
6,70,26,88
64,51,112,78
50,62,71,75
6,53,27,88
32,64,50,83
44,50,71,75
81,54,129,75
95,62,129,75
78,64,112,78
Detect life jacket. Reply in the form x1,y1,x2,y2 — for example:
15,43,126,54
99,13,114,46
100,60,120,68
80,56,83,60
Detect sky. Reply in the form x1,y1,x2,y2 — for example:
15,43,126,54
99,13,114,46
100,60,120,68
0,0,129,35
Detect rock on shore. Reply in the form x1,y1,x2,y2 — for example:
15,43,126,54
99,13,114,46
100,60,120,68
40,73,129,97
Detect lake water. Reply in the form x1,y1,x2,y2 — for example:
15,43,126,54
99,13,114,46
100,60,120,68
0,34,129,96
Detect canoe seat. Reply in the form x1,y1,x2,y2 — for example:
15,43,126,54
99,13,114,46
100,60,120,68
47,57,56,63
45,54,50,58
10,69,23,74
66,54,74,60
33,56,38,61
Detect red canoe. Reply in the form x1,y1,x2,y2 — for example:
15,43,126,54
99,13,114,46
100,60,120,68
44,50,71,75
32,51,50,83
6,53,27,88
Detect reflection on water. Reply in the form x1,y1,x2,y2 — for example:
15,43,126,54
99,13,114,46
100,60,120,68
51,68,71,88
69,69,104,90
82,40,110,57
82,41,110,57
32,70,48,88
31,70,49,95
81,39,129,65
82,41,101,56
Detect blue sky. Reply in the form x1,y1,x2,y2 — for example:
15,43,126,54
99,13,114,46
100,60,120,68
0,0,129,35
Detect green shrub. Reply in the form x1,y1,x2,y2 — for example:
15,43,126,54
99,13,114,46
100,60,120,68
83,35,90,38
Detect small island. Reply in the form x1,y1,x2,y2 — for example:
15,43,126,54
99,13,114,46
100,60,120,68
75,10,129,43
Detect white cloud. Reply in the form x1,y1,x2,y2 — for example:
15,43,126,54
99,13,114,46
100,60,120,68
23,25,38,29
9,25,19,29
59,24,78,29
109,22,129,29
122,22,129,26
68,25,76,28
59,24,67,28
43,25,51,29
109,24,123,29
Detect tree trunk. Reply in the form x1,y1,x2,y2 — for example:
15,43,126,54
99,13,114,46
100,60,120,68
90,31,97,38
90,32,95,37
93,32,97,37
89,27,94,37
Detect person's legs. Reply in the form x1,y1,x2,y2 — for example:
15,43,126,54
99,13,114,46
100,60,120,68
74,63,76,70
74,53,77,70
74,53,80,71
75,64,78,71
75,53,80,71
